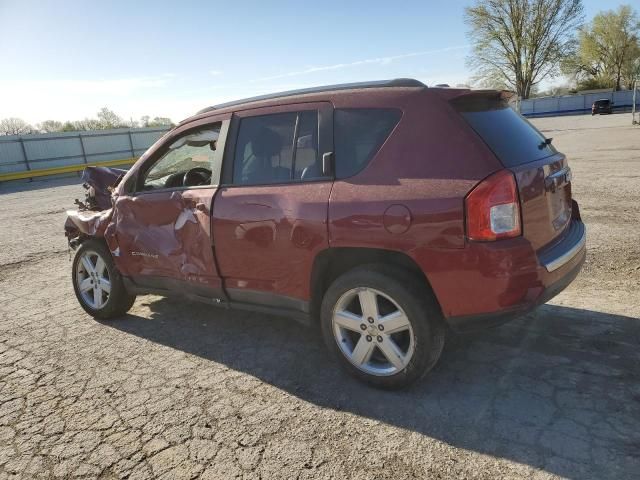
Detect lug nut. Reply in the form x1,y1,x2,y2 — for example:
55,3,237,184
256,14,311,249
377,336,383,342
360,324,367,331
367,317,374,324
378,324,384,331
366,335,372,342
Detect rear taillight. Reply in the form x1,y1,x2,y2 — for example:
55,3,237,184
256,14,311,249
465,169,521,241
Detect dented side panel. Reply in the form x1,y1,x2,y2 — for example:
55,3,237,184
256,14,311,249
109,188,221,291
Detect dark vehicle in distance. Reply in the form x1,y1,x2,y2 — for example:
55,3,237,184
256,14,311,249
64,79,586,389
592,98,613,115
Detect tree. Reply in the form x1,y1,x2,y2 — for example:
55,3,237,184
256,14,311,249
140,115,150,127
566,5,640,91
37,120,64,133
0,118,34,135
148,117,174,127
465,0,584,99
96,107,126,129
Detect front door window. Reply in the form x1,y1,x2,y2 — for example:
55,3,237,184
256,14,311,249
141,126,221,190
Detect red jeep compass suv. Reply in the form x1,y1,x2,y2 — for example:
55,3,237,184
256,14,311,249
65,79,586,389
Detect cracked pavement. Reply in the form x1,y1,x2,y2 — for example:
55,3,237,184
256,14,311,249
1,114,639,479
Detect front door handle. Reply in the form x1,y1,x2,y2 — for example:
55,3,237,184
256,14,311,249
196,202,209,214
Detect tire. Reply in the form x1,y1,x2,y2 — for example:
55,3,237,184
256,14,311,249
320,265,445,389
72,239,136,320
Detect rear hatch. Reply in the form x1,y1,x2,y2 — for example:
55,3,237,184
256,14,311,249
452,92,572,251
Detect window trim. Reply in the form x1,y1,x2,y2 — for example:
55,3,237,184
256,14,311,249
221,102,334,188
130,119,230,196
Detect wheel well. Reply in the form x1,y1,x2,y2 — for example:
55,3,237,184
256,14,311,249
309,247,436,320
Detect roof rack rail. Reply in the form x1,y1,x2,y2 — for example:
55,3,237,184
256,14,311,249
197,78,426,114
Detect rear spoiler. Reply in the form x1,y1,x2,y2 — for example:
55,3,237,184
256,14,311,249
431,88,516,105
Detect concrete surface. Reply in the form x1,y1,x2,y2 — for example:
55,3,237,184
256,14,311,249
0,113,639,479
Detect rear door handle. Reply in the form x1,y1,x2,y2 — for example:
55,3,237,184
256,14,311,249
196,202,209,214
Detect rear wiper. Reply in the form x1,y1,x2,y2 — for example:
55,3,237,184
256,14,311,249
538,137,553,149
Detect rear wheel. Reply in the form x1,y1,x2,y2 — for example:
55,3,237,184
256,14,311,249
72,239,136,319
321,266,445,389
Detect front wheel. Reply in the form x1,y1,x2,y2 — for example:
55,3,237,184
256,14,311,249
72,239,136,319
320,266,445,389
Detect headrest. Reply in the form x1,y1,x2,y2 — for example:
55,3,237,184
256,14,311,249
252,127,282,157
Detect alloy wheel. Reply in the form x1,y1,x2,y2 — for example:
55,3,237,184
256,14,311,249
76,250,111,310
332,287,415,376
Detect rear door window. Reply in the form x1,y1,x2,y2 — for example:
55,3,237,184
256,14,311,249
453,95,556,167
334,108,401,179
233,111,320,185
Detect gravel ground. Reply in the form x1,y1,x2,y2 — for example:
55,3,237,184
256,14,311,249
0,113,639,479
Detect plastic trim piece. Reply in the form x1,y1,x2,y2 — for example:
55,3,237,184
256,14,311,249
539,220,586,272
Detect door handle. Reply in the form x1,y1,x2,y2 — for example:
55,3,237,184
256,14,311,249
322,152,334,176
196,202,209,214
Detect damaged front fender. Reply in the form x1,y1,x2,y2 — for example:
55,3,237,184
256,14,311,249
64,208,114,247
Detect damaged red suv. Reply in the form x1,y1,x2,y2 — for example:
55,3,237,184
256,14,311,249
65,79,586,388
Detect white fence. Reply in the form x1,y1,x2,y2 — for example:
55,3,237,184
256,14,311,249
0,127,170,177
521,90,639,117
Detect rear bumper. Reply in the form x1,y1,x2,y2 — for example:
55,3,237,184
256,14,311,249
447,243,585,332
416,220,587,333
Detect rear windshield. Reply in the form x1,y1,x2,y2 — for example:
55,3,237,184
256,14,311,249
595,100,610,105
453,94,556,167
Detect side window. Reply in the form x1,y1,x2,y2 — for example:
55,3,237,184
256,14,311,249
334,109,401,179
141,124,221,190
233,111,319,185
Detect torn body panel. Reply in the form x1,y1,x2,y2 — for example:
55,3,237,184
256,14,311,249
64,208,113,241
81,166,127,211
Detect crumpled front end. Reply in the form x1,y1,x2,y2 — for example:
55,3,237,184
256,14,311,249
81,166,127,211
64,166,125,248
64,209,114,248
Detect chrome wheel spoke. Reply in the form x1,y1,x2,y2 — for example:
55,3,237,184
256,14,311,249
99,278,111,294
93,285,103,307
79,277,93,293
334,310,363,332
358,289,378,320
378,310,411,334
378,336,408,370
81,256,95,275
95,257,106,276
351,336,375,365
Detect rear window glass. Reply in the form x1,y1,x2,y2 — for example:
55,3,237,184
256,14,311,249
334,108,401,179
453,95,556,167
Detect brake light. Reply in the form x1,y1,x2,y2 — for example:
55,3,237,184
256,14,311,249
465,170,521,241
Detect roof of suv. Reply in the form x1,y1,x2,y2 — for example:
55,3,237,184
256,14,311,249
196,78,427,115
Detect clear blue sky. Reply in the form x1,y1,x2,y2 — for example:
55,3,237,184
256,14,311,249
0,0,627,124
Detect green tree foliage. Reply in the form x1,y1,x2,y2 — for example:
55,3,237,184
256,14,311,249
465,0,584,99
96,107,127,129
564,5,640,91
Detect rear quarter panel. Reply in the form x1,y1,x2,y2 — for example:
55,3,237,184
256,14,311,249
329,90,503,302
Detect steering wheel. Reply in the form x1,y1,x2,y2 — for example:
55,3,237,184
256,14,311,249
183,167,211,187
